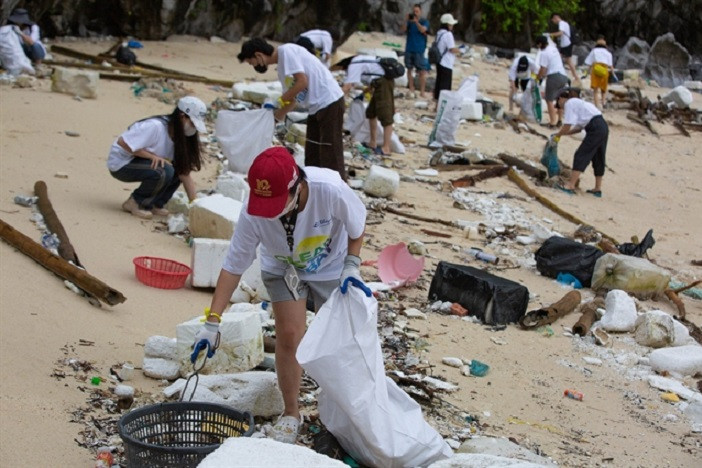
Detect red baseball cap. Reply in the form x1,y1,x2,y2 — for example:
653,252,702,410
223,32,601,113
247,147,298,217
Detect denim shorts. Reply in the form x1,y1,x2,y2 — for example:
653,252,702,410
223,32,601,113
261,270,339,311
404,51,429,71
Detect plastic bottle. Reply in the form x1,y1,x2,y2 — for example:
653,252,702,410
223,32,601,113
465,248,499,265
13,195,37,206
563,389,584,401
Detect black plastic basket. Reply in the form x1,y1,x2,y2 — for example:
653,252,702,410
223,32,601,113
118,402,254,467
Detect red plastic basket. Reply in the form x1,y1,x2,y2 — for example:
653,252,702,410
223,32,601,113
133,256,191,289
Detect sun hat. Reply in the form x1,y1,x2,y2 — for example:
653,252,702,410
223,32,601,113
177,96,207,133
8,8,34,26
440,13,458,25
247,147,299,217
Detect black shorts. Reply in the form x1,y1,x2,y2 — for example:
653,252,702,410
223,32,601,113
573,116,608,176
434,64,453,100
559,44,573,58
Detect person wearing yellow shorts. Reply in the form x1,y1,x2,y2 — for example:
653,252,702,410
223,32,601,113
584,37,614,110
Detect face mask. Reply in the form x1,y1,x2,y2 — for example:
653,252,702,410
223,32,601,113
254,63,268,74
277,184,300,217
183,121,197,137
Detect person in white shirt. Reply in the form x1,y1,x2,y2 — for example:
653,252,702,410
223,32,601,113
335,55,395,156
550,13,580,86
192,147,368,444
433,13,461,111
584,37,614,110
551,88,609,197
107,96,207,219
536,35,570,128
6,8,45,63
298,29,333,67
508,55,539,111
238,38,347,180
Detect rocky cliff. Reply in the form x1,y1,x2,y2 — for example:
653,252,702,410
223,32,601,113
2,0,699,55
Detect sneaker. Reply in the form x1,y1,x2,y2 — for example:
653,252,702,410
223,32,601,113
122,197,153,219
270,414,302,444
152,207,169,216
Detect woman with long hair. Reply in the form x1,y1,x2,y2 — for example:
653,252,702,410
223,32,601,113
107,96,207,219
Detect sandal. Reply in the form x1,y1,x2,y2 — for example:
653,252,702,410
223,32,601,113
586,189,602,198
555,184,575,195
270,414,302,444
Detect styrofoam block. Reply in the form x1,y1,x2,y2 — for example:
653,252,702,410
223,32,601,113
191,238,230,288
51,67,98,99
226,302,271,323
634,310,674,348
236,256,270,303
672,319,693,346
363,165,400,198
216,172,249,202
200,437,347,467
285,123,307,145
165,190,190,215
461,100,483,120
176,311,263,376
164,372,285,418
144,335,178,360
189,194,243,240
231,81,282,104
684,80,702,90
356,48,398,59
661,85,693,108
143,357,181,380
649,345,702,377
623,69,642,80
600,289,637,332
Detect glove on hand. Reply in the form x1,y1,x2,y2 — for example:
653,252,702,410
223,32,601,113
190,321,220,363
549,133,561,145
340,255,372,297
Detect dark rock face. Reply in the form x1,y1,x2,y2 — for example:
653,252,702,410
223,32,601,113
643,33,691,88
615,37,650,70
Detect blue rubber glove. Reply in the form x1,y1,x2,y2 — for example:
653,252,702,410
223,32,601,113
190,321,220,363
340,277,372,297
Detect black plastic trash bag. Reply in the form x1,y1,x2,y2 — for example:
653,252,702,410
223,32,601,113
428,261,529,325
617,229,655,257
116,45,137,65
534,236,605,287
540,141,560,177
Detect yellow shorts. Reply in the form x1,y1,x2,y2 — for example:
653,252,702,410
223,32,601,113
590,64,609,91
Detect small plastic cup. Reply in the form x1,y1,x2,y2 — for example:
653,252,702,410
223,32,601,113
119,362,135,381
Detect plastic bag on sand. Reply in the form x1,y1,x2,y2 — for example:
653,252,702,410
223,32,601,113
428,89,462,147
540,140,560,177
296,287,452,468
0,25,35,76
215,109,274,173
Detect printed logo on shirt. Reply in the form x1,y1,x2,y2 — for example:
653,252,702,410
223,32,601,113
254,179,272,197
273,235,332,272
313,218,331,228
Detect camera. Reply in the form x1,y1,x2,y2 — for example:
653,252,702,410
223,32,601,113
408,13,415,20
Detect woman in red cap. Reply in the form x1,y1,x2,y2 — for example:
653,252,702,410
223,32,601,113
194,146,367,444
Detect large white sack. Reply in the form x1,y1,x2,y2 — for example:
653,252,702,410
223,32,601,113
428,89,462,147
215,109,274,173
297,287,452,467
345,99,406,154
0,25,34,75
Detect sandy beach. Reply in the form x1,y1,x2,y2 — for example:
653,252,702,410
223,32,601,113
1,31,701,467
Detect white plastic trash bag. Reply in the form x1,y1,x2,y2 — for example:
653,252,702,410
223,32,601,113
0,25,34,76
428,89,462,147
215,109,274,174
296,287,452,468
346,100,406,154
456,75,478,102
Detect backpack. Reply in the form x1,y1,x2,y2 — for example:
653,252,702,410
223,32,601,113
566,23,580,45
428,31,448,65
377,57,405,79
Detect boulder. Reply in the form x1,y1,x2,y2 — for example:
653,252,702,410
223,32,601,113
51,67,98,99
643,33,691,88
615,37,650,70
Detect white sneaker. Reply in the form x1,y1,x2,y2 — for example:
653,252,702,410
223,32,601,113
269,415,302,444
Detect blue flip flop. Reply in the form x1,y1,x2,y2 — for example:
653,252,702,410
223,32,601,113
556,184,575,195
586,189,602,198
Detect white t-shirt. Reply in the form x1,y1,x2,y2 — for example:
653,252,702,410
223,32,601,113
539,44,566,76
300,29,333,65
107,118,173,172
563,98,602,128
277,43,343,115
343,55,385,85
436,30,456,69
584,47,613,67
222,167,367,281
558,21,571,48
508,55,539,81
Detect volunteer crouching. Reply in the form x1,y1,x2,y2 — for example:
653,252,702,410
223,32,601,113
192,146,368,444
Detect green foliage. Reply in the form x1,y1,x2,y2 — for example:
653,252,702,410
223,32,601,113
357,21,369,32
481,0,581,37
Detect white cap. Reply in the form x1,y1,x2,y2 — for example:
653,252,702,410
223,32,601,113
440,13,458,25
177,96,207,133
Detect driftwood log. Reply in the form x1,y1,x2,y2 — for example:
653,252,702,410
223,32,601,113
572,297,606,336
506,168,619,244
33,181,81,267
0,219,126,306
384,206,456,228
450,166,509,188
497,153,546,180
